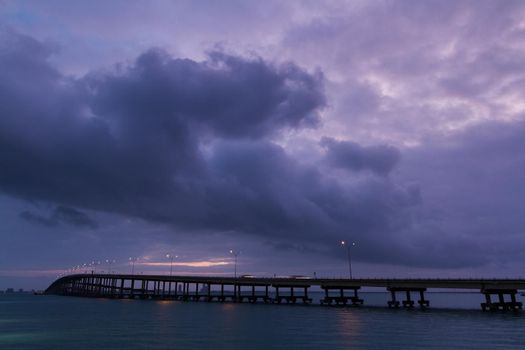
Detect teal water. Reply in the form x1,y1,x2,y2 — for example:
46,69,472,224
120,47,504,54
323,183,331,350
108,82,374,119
1,293,524,349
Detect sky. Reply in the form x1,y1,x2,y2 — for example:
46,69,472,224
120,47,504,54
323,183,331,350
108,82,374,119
2,0,525,290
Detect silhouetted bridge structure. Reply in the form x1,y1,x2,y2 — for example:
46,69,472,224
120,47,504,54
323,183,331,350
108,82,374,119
45,274,525,311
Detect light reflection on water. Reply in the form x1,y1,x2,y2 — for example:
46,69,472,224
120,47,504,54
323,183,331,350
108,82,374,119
336,308,363,348
0,293,524,349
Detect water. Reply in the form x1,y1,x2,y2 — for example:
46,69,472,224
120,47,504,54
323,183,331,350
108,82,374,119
1,293,524,349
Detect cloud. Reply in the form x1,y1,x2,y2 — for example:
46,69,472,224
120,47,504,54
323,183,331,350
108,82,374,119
19,205,98,229
19,211,57,228
0,30,325,214
3,1,525,287
280,0,525,145
320,137,401,176
0,30,436,268
52,205,98,229
9,27,524,270
86,48,325,139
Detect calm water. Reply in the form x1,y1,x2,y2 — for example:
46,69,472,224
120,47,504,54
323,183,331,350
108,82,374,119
1,293,524,349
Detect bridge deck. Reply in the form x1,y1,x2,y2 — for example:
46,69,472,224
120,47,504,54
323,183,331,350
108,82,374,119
45,274,525,311
48,274,525,290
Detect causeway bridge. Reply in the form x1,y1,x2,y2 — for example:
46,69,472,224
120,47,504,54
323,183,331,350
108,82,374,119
45,274,525,311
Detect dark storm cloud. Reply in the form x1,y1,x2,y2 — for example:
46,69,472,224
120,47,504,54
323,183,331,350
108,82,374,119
19,211,57,228
87,48,324,139
19,206,97,229
52,205,98,229
0,30,446,268
204,140,419,249
0,30,323,214
320,137,401,176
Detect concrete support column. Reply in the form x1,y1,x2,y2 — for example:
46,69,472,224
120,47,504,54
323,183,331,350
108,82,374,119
485,293,491,304
403,291,414,308
119,278,125,299
388,290,400,308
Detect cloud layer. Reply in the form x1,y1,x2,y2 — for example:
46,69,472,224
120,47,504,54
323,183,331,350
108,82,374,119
20,205,97,229
0,33,436,268
2,1,525,281
0,30,426,267
321,137,401,176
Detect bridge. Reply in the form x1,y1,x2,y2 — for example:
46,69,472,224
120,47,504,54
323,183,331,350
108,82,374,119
45,274,525,311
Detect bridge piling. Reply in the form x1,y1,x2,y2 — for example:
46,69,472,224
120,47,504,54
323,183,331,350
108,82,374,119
273,284,311,304
119,279,125,298
481,289,522,311
388,289,400,308
321,286,363,306
403,291,414,308
130,279,135,298
418,290,430,308
388,288,428,308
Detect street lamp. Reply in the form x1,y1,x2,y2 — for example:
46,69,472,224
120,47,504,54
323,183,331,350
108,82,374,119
166,254,178,276
341,240,356,279
229,250,239,278
129,257,138,275
106,259,116,274
90,260,100,273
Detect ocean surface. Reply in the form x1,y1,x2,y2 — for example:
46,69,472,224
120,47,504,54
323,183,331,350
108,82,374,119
1,292,524,349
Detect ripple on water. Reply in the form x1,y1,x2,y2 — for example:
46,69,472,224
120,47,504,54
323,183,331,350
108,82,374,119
0,332,55,343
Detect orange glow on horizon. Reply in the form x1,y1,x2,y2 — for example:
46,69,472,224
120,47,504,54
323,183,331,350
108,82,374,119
139,260,230,268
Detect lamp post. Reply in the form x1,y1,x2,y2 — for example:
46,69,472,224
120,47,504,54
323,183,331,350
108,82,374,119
106,259,115,274
91,260,100,273
341,240,356,279
129,257,138,275
229,250,239,278
166,254,177,276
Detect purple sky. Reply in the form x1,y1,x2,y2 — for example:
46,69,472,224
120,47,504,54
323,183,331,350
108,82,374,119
2,0,525,290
